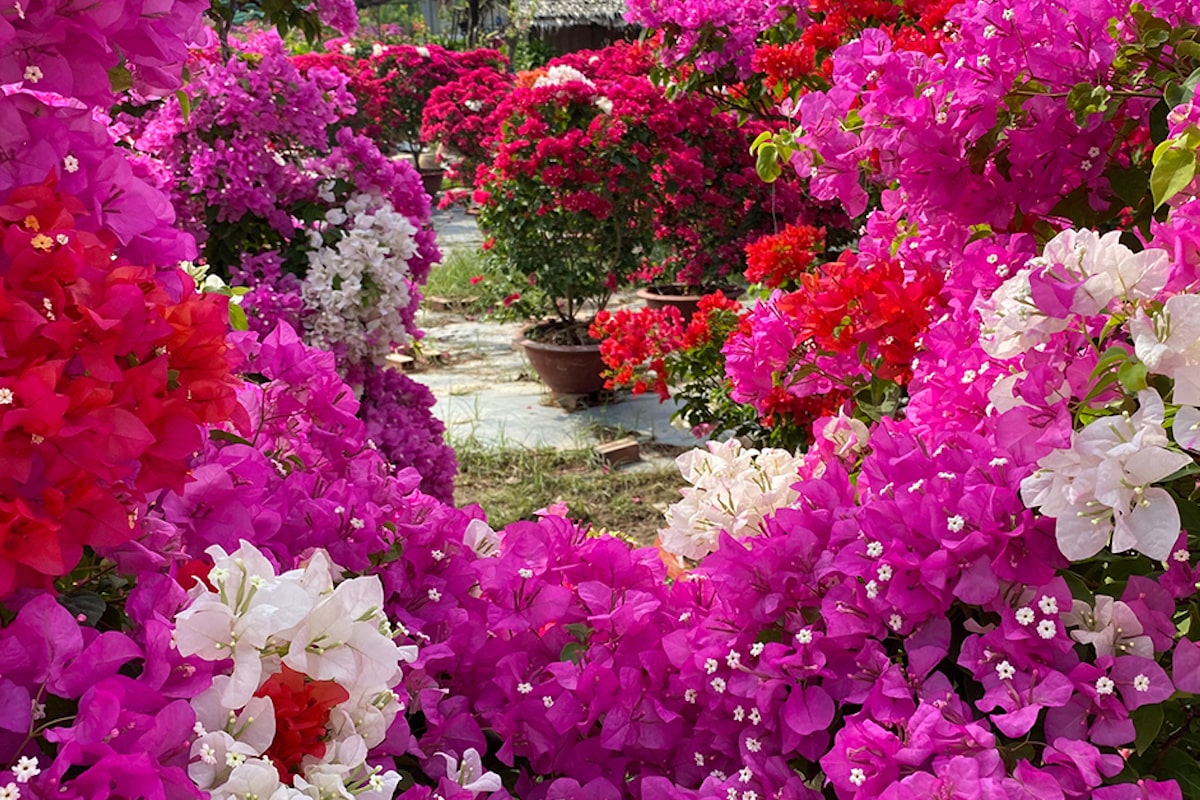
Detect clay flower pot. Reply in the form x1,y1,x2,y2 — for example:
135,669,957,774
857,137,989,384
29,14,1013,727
636,284,744,319
520,321,607,396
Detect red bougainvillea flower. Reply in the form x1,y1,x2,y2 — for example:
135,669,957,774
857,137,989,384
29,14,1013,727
591,305,686,399
255,665,350,780
744,223,826,288
0,180,241,596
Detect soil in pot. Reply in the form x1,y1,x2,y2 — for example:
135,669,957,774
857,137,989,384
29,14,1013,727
521,320,607,396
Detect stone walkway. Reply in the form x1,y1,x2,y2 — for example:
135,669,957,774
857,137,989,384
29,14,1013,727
412,207,699,451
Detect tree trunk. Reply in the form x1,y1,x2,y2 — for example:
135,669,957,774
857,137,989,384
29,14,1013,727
466,0,481,46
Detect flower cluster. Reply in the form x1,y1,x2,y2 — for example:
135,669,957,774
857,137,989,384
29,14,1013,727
158,323,452,572
134,31,357,267
363,44,507,156
420,65,515,191
475,54,660,323
743,223,826,288
11,1,1200,800
626,0,953,118
725,251,944,430
477,42,820,322
139,31,440,376
1,0,206,106
357,363,457,503
175,540,411,800
591,293,764,442
302,192,421,365
659,438,805,560
0,181,239,596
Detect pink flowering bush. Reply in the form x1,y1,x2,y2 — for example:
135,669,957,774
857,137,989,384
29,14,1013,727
135,31,451,483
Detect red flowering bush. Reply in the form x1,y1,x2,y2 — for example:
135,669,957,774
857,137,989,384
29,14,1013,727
641,93,822,288
421,65,515,191
590,292,771,441
0,181,241,596
475,56,664,327
363,44,507,157
477,43,838,323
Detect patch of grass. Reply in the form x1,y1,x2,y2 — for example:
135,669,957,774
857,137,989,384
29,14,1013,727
424,247,487,307
452,442,686,546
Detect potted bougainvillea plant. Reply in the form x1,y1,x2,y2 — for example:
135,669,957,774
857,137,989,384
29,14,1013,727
474,54,662,394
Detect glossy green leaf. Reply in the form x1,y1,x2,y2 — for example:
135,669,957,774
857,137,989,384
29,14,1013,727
1150,144,1197,209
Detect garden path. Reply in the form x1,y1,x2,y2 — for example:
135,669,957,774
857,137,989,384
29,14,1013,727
409,207,698,452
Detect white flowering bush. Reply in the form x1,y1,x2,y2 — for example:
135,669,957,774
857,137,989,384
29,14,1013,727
302,192,422,366
174,541,415,800
658,439,805,560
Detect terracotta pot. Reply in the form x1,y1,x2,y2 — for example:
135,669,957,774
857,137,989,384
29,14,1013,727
521,331,607,396
419,168,445,198
636,284,744,319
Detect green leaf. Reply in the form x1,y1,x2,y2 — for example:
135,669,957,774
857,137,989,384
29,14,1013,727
228,302,248,331
1133,703,1164,756
1061,570,1093,602
1151,144,1197,209
60,591,106,627
1090,345,1132,381
209,429,254,447
1118,359,1149,392
1156,748,1200,798
1107,165,1150,207
176,89,192,124
563,623,592,642
1066,83,1110,125
755,142,782,183
560,641,584,664
108,65,133,93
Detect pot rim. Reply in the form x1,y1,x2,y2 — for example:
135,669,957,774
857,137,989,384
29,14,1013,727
635,284,742,302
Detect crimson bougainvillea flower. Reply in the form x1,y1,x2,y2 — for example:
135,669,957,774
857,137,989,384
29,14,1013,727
0,179,240,595
255,665,351,780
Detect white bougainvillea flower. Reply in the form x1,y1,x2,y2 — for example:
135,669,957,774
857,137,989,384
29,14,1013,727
816,410,870,458
174,542,315,707
977,269,1068,359
1174,405,1200,451
532,64,594,88
1037,229,1168,315
191,684,277,753
979,231,1170,359
1062,596,1153,658
282,575,415,688
302,192,420,365
463,518,500,557
1130,294,1200,406
219,756,296,800
1021,390,1189,561
659,439,804,560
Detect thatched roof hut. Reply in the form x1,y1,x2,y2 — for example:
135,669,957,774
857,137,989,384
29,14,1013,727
515,0,634,53
516,0,629,30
